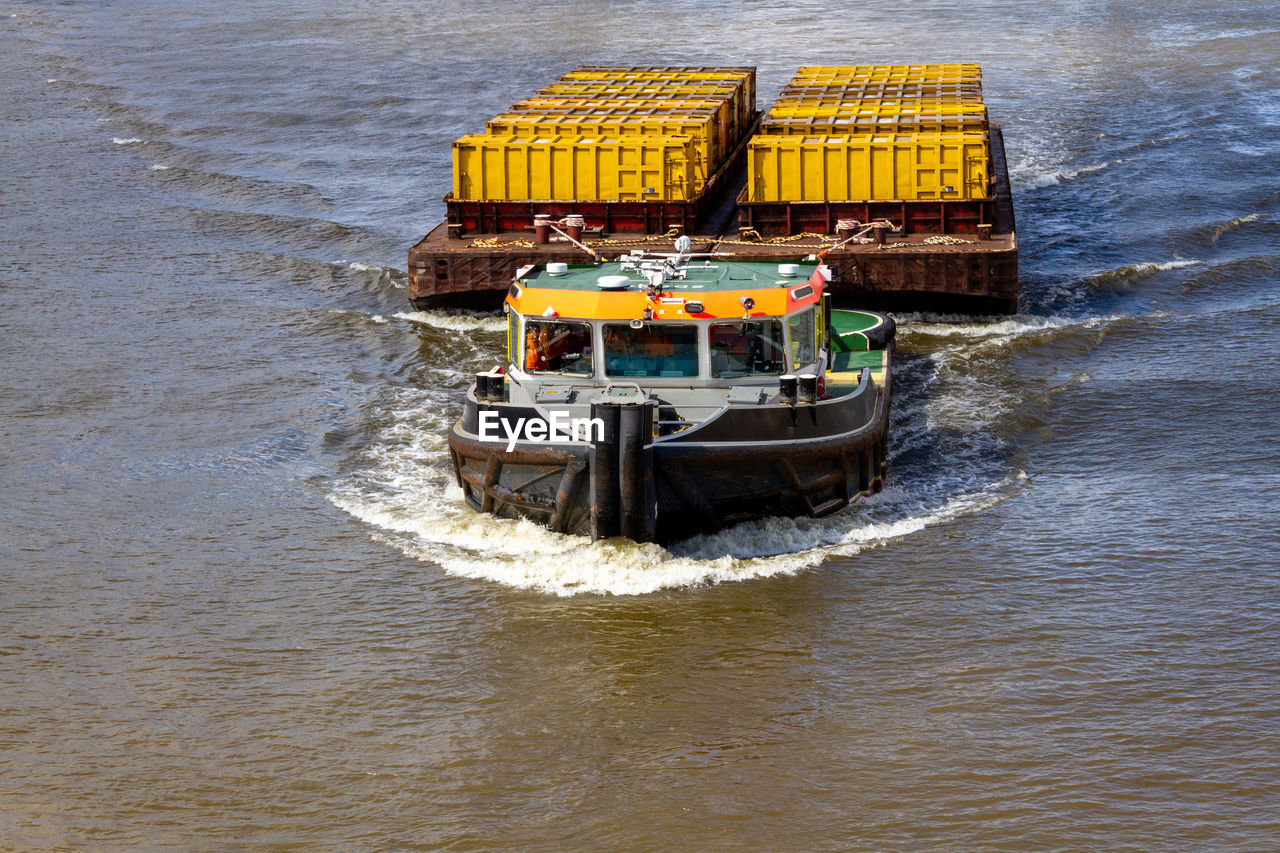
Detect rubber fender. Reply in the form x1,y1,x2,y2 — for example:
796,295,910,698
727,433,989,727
863,313,896,350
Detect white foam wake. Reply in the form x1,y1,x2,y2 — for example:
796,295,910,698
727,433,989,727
1088,259,1202,286
326,368,1028,596
1131,259,1201,272
1210,213,1263,242
1014,157,1131,190
394,310,505,333
331,467,1026,597
112,137,143,145
898,313,1119,347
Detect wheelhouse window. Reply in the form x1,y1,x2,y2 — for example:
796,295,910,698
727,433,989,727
523,319,593,375
602,323,699,378
788,308,817,368
507,310,518,366
709,319,786,377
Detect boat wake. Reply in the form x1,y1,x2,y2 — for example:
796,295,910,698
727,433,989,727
1197,212,1265,245
395,310,506,333
1012,156,1132,190
336,470,1026,597
326,388,1026,596
1087,259,1203,288
322,312,1093,596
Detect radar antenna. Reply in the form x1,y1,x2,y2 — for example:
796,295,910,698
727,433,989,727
674,234,692,264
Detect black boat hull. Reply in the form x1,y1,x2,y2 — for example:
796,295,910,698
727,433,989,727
448,364,890,545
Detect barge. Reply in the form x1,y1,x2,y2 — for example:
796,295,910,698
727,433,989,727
410,64,1017,315
447,251,893,543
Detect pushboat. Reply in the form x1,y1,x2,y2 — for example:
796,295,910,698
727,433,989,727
447,243,894,544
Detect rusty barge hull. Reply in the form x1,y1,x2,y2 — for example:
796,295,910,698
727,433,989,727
410,125,1017,315
409,227,1016,314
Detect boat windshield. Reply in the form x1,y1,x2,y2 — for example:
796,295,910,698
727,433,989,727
523,319,593,375
788,307,817,367
709,319,787,377
603,323,699,378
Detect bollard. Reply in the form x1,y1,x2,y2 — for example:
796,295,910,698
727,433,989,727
779,374,798,406
562,214,584,243
534,214,551,245
976,223,992,241
798,374,818,404
484,370,505,402
872,225,887,246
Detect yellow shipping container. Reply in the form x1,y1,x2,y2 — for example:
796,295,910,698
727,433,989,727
515,96,727,108
797,63,979,72
771,96,985,111
538,81,739,107
563,67,754,112
538,83,736,98
486,113,724,176
497,105,730,159
769,101,987,119
555,71,755,130
790,76,981,87
563,69,751,83
503,103,721,116
747,133,990,202
793,68,983,78
514,97,738,148
793,64,982,82
453,134,702,202
535,82,742,138
759,112,988,135
779,84,983,101
569,65,754,75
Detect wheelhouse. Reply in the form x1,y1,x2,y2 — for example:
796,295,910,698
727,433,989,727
504,258,829,385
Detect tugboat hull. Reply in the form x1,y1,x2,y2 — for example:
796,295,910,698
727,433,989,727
448,366,889,545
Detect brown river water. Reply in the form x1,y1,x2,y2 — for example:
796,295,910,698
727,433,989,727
2,0,1279,848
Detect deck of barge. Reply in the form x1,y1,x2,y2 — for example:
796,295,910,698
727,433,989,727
409,223,1016,314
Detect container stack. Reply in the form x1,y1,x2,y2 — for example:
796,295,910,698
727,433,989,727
452,66,756,203
748,64,991,202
